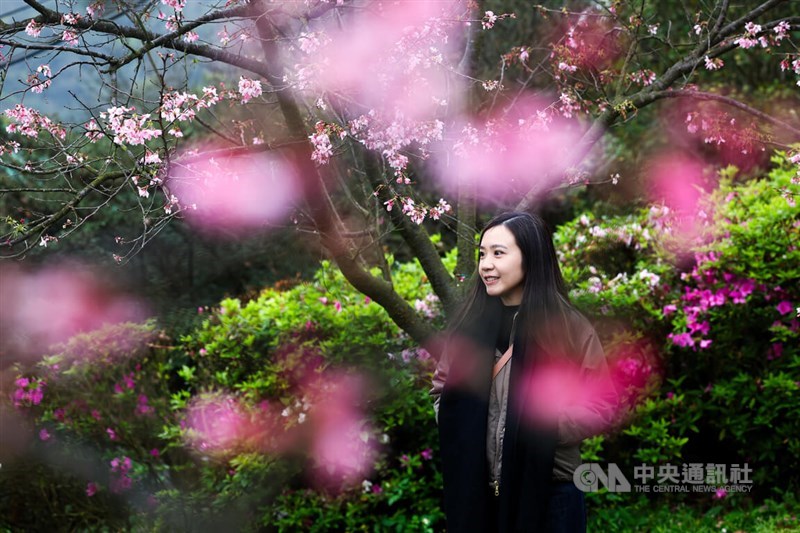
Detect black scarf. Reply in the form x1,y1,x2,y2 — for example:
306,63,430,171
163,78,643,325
438,299,558,532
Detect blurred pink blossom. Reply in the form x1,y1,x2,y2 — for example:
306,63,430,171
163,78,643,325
184,394,254,454
307,373,377,488
0,263,147,362
646,153,708,243
433,95,585,204
290,1,465,121
167,147,300,235
516,357,619,438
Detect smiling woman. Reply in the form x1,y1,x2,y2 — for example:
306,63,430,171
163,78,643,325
479,225,526,305
431,212,618,533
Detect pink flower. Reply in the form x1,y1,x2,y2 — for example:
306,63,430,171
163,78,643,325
26,20,44,37
318,297,328,305
39,428,51,441
136,394,154,416
420,448,433,460
776,300,793,315
704,56,723,71
62,29,79,46
150,448,160,457
699,339,713,349
86,482,97,497
309,130,333,165
334,300,342,313
237,76,262,104
162,0,186,10
106,427,118,441
29,386,44,405
481,11,498,30
666,392,674,400
668,332,695,348
364,296,371,305
714,488,727,499
662,304,677,316
371,484,383,494
86,1,105,19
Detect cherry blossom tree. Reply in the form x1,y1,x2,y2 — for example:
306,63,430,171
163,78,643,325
1,0,798,342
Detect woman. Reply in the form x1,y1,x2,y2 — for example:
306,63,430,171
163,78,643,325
431,212,616,533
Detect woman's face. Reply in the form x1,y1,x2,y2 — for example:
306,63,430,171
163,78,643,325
479,225,525,306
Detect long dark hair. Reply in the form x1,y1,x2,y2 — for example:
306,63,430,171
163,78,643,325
451,211,575,352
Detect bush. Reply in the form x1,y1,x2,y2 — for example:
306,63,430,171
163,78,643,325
555,153,799,507
2,253,452,532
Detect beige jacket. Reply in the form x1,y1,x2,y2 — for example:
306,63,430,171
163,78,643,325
431,314,615,485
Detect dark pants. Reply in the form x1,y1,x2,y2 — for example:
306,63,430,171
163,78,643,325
543,481,586,533
487,481,586,532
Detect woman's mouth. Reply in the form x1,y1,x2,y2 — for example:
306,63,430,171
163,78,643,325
483,276,499,285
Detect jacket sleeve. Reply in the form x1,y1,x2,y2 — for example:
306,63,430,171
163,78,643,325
430,347,451,424
556,327,618,446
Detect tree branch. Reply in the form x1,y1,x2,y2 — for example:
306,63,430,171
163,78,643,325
247,0,436,343
634,89,800,137
20,0,272,79
364,152,459,315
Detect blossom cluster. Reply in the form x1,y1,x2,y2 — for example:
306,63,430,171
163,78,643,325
735,22,769,49
665,252,795,352
11,377,46,408
629,69,657,86
414,293,441,319
160,86,222,129
109,456,134,493
27,64,52,94
348,111,444,179
238,76,263,104
684,110,762,155
99,106,162,146
4,104,66,140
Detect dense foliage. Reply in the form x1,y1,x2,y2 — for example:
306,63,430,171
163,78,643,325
2,156,798,531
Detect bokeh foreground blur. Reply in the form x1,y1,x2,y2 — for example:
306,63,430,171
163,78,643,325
1,0,799,530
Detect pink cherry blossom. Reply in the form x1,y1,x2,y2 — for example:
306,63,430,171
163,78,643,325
86,1,105,19
62,30,79,46
162,0,185,11
4,104,66,140
25,20,43,37
307,373,377,488
0,263,147,361
482,11,499,30
237,76,262,104
433,95,583,206
166,145,299,235
704,56,724,71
